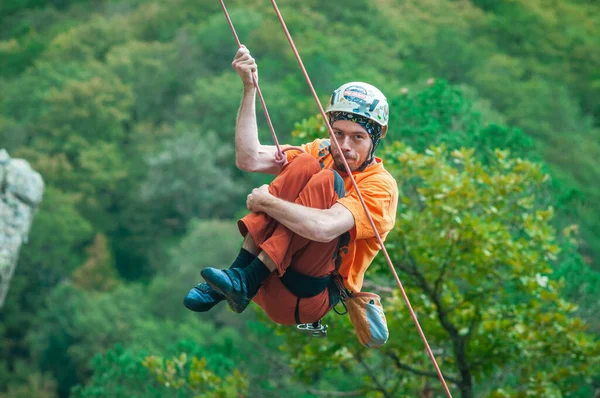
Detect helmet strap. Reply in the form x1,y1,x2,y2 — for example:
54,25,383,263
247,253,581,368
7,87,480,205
356,139,379,171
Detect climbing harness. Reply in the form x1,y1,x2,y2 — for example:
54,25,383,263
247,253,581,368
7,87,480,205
218,1,453,396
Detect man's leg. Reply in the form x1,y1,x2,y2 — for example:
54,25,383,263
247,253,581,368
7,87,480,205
252,168,347,324
258,167,347,276
184,154,320,312
202,167,346,321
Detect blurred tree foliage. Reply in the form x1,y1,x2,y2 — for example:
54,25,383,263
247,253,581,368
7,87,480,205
272,143,600,397
70,344,248,398
0,0,599,396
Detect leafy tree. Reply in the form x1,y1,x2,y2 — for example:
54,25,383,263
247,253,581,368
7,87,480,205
105,40,179,123
145,218,244,325
71,343,248,398
387,80,537,163
293,81,600,332
175,72,246,135
140,130,246,225
0,115,28,152
41,14,135,63
0,370,57,398
190,7,263,73
271,143,599,397
0,186,94,386
71,233,120,292
293,80,537,167
1,1,600,397
27,282,226,396
143,354,248,398
0,29,46,79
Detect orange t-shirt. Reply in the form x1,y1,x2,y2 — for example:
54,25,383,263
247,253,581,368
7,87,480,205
286,139,398,292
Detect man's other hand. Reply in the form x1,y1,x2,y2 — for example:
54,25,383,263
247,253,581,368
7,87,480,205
246,184,272,213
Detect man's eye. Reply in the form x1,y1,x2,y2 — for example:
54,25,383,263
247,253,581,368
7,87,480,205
334,131,343,137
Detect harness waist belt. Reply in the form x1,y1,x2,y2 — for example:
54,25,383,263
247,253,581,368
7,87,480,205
279,267,331,298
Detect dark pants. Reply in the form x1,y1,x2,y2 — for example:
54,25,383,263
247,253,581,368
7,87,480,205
238,154,344,324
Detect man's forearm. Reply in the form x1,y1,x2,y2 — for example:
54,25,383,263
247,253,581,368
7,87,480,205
235,87,261,169
235,87,281,174
261,195,333,242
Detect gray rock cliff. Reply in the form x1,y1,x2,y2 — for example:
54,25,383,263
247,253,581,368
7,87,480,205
0,149,44,308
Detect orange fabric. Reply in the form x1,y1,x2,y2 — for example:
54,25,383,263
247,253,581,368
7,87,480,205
239,154,342,324
286,139,398,292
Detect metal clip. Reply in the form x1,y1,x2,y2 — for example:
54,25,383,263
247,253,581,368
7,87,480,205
297,321,328,337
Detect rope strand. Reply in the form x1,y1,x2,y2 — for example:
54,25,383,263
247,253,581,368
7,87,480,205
220,0,453,395
268,1,453,396
219,0,286,164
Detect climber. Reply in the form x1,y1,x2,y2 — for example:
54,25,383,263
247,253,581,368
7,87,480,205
183,45,398,325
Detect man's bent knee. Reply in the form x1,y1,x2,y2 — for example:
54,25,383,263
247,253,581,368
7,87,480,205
286,153,320,174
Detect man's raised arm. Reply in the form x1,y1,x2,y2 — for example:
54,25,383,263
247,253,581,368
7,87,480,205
232,46,282,175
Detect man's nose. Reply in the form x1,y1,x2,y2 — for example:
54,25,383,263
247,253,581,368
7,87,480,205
339,136,352,151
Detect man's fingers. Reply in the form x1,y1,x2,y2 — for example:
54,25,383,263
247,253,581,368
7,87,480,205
234,46,250,59
233,62,257,75
237,60,256,69
235,56,254,65
235,54,254,64
232,59,256,71
232,46,258,86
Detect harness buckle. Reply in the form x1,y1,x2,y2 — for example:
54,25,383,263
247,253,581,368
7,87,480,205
297,321,328,337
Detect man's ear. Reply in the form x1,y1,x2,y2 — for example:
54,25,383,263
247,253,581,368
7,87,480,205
381,125,388,139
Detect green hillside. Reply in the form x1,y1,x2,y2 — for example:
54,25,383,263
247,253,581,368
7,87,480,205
1,0,599,397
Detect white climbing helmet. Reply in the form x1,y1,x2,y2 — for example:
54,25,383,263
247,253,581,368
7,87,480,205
325,82,389,127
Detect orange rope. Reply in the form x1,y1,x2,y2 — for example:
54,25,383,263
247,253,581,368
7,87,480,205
220,0,453,396
269,2,454,396
219,0,305,164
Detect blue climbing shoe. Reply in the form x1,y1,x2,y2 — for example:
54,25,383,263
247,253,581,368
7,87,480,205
183,282,225,312
201,268,252,313
201,259,270,314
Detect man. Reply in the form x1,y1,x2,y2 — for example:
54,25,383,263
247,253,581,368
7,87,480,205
184,46,398,325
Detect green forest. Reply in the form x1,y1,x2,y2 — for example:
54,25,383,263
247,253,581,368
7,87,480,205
1,0,599,396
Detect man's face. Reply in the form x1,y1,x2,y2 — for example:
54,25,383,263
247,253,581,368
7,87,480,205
329,120,373,172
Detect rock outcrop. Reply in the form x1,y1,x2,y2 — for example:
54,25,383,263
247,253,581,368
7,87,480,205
0,149,44,308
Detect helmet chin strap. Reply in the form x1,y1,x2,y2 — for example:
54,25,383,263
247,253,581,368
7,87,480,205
356,139,378,172
357,156,374,172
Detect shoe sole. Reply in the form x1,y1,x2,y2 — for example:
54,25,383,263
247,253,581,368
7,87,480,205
183,294,222,313
205,279,248,313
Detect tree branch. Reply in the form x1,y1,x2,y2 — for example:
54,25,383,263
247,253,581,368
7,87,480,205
387,352,461,385
398,236,471,392
434,235,459,295
465,309,482,340
353,351,392,398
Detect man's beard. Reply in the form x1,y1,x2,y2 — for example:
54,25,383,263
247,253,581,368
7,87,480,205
330,144,373,172
331,150,354,172
333,158,350,172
